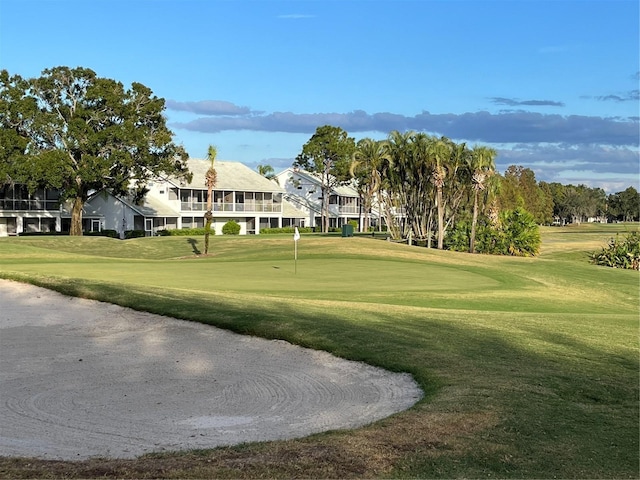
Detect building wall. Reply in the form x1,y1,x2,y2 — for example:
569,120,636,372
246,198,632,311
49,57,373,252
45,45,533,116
86,193,134,238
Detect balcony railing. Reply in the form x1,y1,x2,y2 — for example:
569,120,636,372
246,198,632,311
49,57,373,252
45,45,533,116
337,205,359,214
0,199,60,211
180,201,282,213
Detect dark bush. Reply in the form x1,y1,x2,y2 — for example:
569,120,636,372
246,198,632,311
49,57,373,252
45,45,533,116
124,229,145,239
260,227,314,234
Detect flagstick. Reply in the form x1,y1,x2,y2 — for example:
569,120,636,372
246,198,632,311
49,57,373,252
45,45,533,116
293,226,300,274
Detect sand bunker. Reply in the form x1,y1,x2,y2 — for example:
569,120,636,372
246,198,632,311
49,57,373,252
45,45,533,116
0,279,422,460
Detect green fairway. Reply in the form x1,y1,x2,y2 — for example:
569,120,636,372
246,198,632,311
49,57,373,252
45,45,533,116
0,225,638,479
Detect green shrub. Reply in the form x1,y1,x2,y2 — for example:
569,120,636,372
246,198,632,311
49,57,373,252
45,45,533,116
124,229,145,239
84,229,118,238
497,207,541,256
222,220,241,235
445,220,471,252
260,227,313,235
591,231,640,270
19,231,69,236
445,208,540,256
348,220,358,230
158,228,208,236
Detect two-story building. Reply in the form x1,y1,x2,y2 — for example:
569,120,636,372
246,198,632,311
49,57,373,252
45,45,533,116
0,160,309,237
276,167,362,230
86,159,292,236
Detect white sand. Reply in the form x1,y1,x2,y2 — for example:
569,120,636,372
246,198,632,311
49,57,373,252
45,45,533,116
0,279,422,460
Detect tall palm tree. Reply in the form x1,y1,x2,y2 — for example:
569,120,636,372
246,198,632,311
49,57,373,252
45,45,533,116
428,137,451,249
204,145,217,255
387,130,428,240
350,138,390,232
468,146,496,253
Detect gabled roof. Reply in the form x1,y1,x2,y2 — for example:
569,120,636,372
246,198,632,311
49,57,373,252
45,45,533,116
180,160,285,193
277,167,359,198
86,189,179,217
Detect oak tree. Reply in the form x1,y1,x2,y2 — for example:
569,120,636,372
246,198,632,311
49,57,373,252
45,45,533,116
0,66,191,235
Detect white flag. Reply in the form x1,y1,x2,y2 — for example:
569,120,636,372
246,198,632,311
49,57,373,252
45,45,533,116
293,226,300,241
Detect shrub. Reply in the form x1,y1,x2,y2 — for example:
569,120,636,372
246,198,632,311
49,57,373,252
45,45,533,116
84,229,118,238
445,220,471,252
445,208,540,256
19,231,69,236
222,220,241,235
124,229,145,239
591,232,640,270
260,227,313,235
497,207,541,256
157,228,208,236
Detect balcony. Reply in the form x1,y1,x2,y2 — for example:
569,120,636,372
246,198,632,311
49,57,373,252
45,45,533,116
337,205,359,214
0,199,60,211
180,201,282,213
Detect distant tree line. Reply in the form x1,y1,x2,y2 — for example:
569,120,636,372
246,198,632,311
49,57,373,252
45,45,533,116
296,125,639,256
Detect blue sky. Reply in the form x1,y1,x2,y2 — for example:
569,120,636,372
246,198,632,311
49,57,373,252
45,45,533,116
1,0,638,193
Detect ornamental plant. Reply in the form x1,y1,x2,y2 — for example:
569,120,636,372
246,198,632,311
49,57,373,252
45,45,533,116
222,220,241,235
591,232,640,270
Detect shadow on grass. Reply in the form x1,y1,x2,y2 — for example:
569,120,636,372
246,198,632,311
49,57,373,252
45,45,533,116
1,274,638,479
186,238,201,255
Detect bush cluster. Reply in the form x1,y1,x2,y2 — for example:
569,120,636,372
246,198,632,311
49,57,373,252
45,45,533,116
260,227,313,235
591,232,640,270
124,230,145,239
447,207,541,256
156,228,207,236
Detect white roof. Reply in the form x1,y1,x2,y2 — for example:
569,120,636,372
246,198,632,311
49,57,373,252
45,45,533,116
182,160,285,193
277,167,359,197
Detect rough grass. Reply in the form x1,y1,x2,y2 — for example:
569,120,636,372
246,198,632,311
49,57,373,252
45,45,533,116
0,224,638,479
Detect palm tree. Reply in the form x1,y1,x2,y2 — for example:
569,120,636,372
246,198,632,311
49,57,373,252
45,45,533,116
257,164,276,181
428,137,451,249
468,146,497,253
350,138,390,232
204,145,217,255
386,130,427,240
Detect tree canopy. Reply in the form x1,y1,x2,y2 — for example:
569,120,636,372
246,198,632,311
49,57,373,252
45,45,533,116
294,125,356,232
0,66,191,235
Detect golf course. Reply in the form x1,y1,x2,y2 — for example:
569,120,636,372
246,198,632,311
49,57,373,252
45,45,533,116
0,223,638,479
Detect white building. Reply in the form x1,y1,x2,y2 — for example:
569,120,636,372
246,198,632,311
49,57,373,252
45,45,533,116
87,160,291,236
0,160,308,237
276,167,362,230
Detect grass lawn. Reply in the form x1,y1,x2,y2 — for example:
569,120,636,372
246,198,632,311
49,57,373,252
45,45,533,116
0,223,638,479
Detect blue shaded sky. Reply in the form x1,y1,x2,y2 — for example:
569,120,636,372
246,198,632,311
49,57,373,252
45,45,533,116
1,0,638,192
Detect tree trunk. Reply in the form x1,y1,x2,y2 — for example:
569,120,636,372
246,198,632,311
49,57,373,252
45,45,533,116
322,185,329,233
470,189,479,253
437,185,444,249
204,187,213,254
70,196,84,236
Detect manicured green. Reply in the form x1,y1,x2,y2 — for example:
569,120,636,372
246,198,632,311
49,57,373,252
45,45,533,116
0,224,638,479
